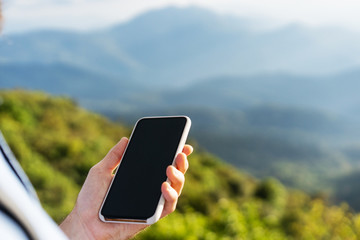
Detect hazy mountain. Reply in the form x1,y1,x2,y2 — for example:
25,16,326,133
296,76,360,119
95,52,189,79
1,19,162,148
89,72,360,122
174,73,360,116
0,62,140,100
2,6,360,87
0,30,134,76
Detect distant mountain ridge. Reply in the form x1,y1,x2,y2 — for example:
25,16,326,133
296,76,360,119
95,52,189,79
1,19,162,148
2,6,360,87
0,62,140,99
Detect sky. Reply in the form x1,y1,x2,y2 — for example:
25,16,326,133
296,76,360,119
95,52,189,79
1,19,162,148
2,0,360,34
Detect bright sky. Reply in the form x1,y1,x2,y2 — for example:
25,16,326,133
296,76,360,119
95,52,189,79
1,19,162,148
3,0,360,34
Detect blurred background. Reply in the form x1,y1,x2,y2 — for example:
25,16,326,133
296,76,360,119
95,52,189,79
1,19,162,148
2,0,360,239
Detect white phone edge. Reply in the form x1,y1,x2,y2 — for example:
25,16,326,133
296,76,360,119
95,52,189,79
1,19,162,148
98,115,192,225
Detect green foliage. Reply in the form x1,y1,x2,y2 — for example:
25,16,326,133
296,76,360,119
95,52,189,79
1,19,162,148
0,89,128,222
1,89,360,239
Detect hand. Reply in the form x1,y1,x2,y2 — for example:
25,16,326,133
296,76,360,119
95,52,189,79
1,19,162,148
60,137,193,240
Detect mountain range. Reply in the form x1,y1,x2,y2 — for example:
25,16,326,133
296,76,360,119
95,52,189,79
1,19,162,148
2,6,360,86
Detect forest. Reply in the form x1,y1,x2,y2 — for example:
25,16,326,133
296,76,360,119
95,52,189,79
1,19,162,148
1,89,360,239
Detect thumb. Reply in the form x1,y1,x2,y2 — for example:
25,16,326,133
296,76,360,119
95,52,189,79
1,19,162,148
99,137,128,172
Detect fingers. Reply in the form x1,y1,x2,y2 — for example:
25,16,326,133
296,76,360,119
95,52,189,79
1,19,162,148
182,144,193,156
99,137,128,172
167,165,185,195
160,145,192,218
161,182,178,217
166,147,191,195
175,152,189,174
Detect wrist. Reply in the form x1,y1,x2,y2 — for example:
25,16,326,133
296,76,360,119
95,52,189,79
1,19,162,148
60,207,94,240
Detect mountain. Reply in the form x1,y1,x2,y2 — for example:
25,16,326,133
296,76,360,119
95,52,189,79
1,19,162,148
3,62,360,120
1,89,360,239
2,6,360,86
0,62,140,98
167,72,360,116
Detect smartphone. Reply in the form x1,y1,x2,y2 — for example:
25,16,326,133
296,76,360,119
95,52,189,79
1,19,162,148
99,116,191,224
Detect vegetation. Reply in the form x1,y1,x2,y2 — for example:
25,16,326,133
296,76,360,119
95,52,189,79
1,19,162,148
1,89,360,239
0,89,128,221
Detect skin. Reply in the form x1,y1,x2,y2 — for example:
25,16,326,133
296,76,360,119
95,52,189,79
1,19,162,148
60,137,193,239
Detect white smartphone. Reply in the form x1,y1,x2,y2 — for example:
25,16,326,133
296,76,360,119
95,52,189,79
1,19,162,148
99,116,191,224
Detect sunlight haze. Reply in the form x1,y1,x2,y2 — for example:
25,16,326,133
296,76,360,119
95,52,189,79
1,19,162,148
3,0,360,33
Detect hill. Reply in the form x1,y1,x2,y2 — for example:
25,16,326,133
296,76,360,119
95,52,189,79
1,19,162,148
1,89,360,239
0,89,129,221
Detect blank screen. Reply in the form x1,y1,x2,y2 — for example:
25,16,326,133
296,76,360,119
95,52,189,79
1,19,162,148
101,117,187,220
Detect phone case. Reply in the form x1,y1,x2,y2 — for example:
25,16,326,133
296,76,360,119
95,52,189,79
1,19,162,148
98,116,191,224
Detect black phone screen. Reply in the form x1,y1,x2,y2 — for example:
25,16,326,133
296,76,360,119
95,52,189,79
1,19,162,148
101,117,188,220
